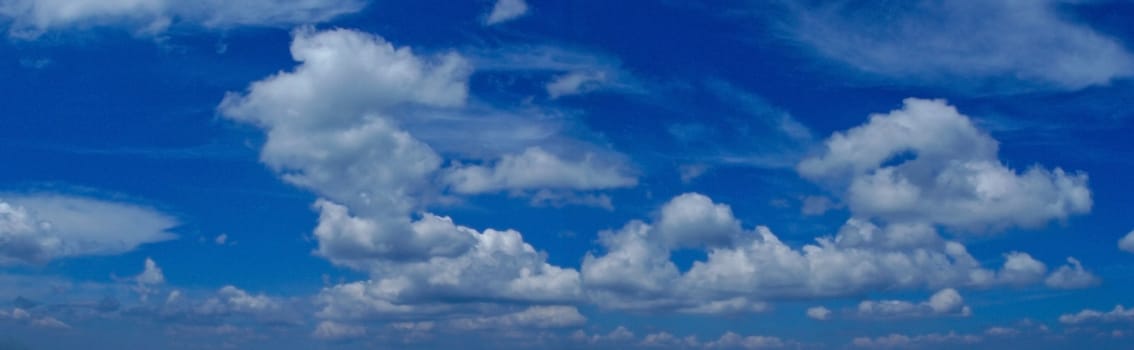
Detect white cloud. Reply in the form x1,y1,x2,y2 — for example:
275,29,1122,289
214,233,228,245
704,331,785,349
31,316,70,329
485,0,528,25
0,0,365,38
856,288,971,318
655,193,742,249
582,193,1055,312
312,320,366,340
571,326,636,345
1119,230,1134,253
998,252,1048,286
679,164,709,184
1060,305,1134,324
546,70,608,99
132,257,165,302
448,306,586,330
785,1,1134,90
443,147,636,194
806,306,831,320
220,27,637,326
798,98,1091,232
801,196,836,216
1044,257,1101,289
0,194,177,265
851,331,981,349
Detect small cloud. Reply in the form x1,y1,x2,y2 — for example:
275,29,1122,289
215,233,228,245
485,0,529,25
32,317,70,329
807,306,831,320
801,196,837,216
1119,230,1134,253
546,70,608,99
19,58,51,69
679,164,708,184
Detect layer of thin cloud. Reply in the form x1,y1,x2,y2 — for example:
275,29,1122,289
1060,305,1134,324
0,0,366,38
851,331,982,349
0,194,177,265
784,1,1134,91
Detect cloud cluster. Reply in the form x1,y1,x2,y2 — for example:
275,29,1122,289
1059,305,1134,325
0,0,365,38
798,98,1091,232
851,331,981,349
0,195,177,265
220,27,638,333
856,289,971,318
582,193,1071,312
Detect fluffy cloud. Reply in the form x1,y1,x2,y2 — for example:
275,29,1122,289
221,27,638,325
806,306,831,320
784,1,1134,90
856,288,971,318
1044,257,1100,289
0,0,365,38
132,258,165,302
0,194,177,265
1119,230,1134,253
485,0,528,25
1059,305,1134,325
798,98,1091,231
582,193,1059,312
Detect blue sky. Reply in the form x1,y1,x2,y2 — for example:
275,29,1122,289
1,0,1134,349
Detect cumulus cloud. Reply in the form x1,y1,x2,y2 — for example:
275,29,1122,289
784,1,1134,91
485,0,528,25
582,193,1057,312
806,306,831,320
132,258,165,302
1044,257,1101,289
0,0,366,38
220,27,643,326
798,98,1091,232
1059,305,1134,325
1120,230,1134,253
0,194,177,265
856,288,971,318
